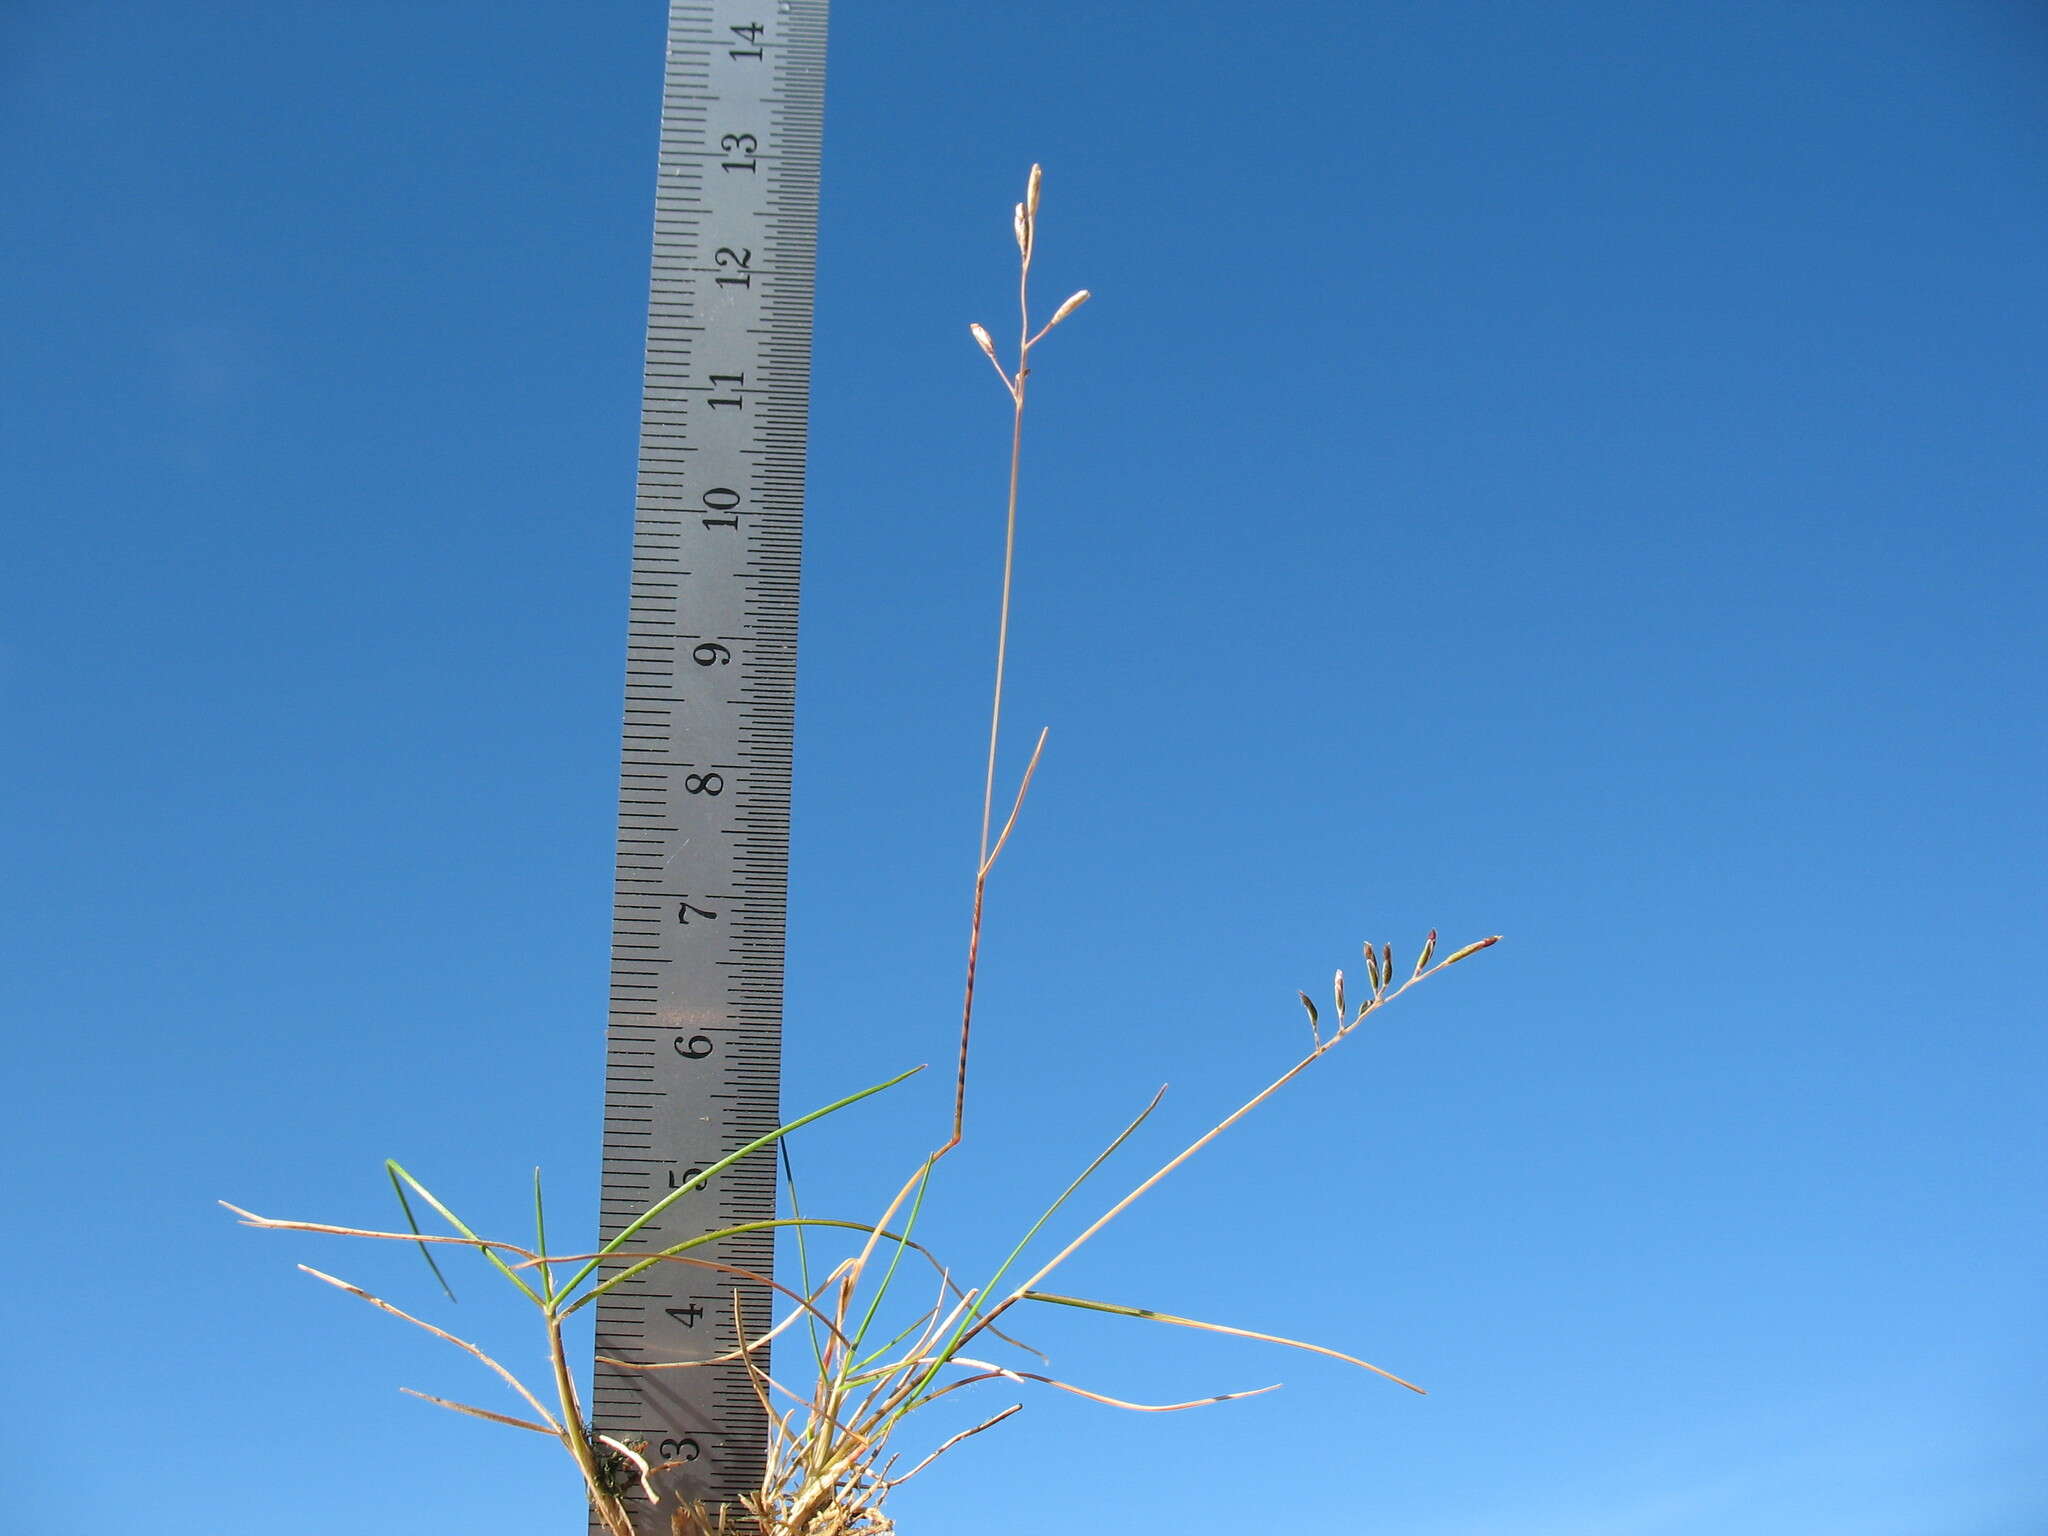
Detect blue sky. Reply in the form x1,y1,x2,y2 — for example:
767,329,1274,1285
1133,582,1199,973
3,2,2043,1532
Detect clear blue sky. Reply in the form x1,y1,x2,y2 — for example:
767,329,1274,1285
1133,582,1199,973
3,3,2043,1532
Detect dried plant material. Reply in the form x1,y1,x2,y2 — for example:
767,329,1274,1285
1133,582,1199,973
672,1501,758,1536
295,1263,560,1431
400,1388,557,1434
1024,1289,1426,1394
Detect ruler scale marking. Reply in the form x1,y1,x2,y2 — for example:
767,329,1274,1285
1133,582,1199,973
592,2,826,1528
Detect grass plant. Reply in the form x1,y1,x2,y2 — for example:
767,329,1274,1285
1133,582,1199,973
228,165,1498,1536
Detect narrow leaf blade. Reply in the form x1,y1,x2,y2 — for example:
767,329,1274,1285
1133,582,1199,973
1022,1289,1426,1394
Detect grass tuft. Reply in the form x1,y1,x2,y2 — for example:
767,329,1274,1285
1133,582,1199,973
228,165,1497,1536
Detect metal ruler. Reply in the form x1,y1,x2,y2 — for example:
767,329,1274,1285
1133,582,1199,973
592,0,826,1525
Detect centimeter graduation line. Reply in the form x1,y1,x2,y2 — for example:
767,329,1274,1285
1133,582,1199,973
591,2,825,1529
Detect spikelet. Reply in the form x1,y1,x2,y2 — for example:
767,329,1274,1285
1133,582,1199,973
1441,935,1501,967
1045,289,1090,328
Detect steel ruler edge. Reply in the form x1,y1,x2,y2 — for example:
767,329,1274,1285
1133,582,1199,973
593,1,826,1525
